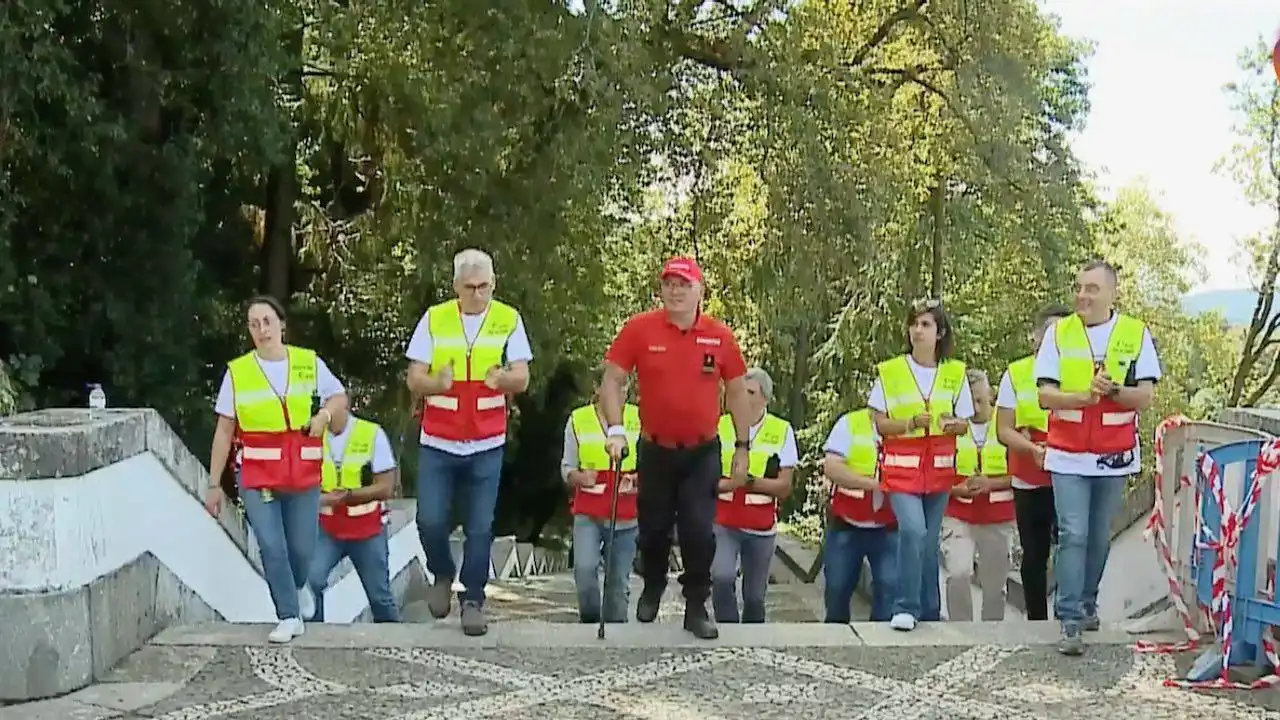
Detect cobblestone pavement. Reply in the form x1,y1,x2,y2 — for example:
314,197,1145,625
11,635,1279,720
403,572,835,624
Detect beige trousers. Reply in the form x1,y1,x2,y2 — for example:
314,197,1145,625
941,516,1014,621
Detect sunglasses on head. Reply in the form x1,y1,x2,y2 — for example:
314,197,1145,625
911,298,942,313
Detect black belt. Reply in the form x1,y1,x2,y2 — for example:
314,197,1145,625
641,435,716,451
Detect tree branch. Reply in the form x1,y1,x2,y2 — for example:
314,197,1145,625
847,0,929,68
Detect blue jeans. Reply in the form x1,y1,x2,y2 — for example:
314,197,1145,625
415,445,504,605
573,515,638,622
888,491,948,620
240,485,321,620
1052,472,1125,628
711,525,777,623
822,525,898,622
308,527,400,623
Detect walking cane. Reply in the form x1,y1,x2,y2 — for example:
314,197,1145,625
598,446,631,640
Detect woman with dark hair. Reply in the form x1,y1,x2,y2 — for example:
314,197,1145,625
867,298,974,632
204,295,349,643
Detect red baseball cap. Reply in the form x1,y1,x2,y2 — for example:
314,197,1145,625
660,256,703,284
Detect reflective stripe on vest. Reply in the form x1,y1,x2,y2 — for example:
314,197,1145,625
318,417,385,539
949,427,1015,524
420,300,519,441
229,346,324,491
828,408,896,527
1005,355,1051,487
878,355,966,494
1048,313,1145,454
715,413,789,531
569,403,641,520
229,346,317,433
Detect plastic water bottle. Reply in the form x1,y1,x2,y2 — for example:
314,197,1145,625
88,383,106,410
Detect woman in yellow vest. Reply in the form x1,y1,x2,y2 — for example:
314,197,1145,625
204,295,349,644
942,370,1015,621
867,299,973,632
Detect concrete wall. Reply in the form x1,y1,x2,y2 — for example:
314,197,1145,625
0,407,573,702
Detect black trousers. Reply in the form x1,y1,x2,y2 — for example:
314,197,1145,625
635,438,720,604
1014,485,1058,621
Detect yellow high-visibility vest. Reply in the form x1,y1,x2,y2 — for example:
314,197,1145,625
228,346,317,432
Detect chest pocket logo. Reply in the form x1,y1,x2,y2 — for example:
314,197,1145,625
702,352,716,374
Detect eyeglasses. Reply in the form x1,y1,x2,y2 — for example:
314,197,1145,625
911,298,942,313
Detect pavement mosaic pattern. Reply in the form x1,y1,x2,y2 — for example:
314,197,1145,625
10,638,1279,720
403,572,834,624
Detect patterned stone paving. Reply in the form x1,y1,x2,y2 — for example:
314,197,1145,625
9,632,1279,720
403,571,834,624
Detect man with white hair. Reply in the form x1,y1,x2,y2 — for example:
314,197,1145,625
710,366,797,623
405,248,533,636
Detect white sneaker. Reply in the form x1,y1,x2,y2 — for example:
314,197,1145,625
298,586,316,620
268,618,304,643
889,613,917,631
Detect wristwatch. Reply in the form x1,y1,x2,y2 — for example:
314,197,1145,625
734,440,750,450
606,425,626,438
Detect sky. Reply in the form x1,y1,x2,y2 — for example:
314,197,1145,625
1039,0,1277,292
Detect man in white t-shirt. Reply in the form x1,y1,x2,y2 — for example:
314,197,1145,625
710,367,799,624
405,249,533,637
308,413,400,623
1033,260,1161,656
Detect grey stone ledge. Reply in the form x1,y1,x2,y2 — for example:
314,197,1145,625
0,409,148,481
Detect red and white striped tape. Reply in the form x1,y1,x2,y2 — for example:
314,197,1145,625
1136,415,1280,690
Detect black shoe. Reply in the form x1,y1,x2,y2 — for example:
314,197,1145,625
636,587,662,623
683,604,719,640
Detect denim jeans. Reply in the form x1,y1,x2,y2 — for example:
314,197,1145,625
240,485,321,620
572,515,638,623
888,491,949,620
415,445,504,605
308,527,400,623
822,525,899,623
1052,472,1125,628
710,525,777,623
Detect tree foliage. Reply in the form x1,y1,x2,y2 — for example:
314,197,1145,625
0,0,1224,542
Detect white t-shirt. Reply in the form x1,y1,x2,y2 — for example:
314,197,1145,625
328,419,397,474
404,303,534,457
214,353,346,419
970,421,989,447
995,370,1037,490
867,356,976,419
823,413,888,527
1032,313,1162,477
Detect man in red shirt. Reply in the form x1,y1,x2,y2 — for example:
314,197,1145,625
600,257,752,639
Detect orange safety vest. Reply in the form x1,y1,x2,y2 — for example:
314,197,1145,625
946,427,1015,525
715,413,790,532
318,417,385,541
229,346,324,491
827,409,897,528
568,403,641,521
1046,313,1145,455
419,300,519,442
877,355,967,495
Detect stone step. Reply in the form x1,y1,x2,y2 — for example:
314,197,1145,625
401,571,841,624
149,618,1148,649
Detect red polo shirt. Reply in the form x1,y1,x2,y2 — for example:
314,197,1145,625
605,309,747,446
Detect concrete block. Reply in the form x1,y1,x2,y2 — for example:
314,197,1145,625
87,553,218,681
0,409,147,481
0,587,93,701
492,536,517,579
